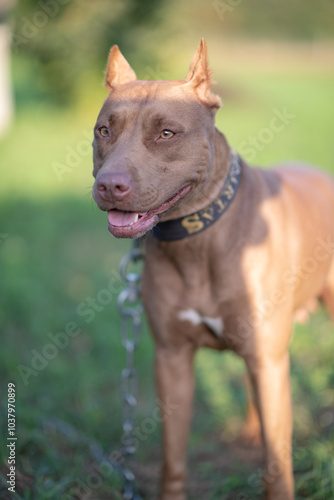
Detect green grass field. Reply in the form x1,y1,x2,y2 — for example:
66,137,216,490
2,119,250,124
1,49,334,499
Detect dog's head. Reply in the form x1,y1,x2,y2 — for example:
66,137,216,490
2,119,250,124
92,39,221,238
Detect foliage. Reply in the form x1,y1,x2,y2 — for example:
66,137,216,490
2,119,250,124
7,0,334,106
10,0,162,104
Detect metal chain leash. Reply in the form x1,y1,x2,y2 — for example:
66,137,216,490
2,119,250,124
117,239,144,500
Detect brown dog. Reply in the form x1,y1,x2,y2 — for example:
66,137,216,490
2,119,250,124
92,39,334,499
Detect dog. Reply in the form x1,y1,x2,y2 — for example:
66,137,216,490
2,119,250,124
92,39,334,499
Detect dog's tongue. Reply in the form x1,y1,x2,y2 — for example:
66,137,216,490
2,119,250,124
108,210,139,227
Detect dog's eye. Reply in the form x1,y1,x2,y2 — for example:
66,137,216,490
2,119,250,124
99,126,110,137
160,130,174,139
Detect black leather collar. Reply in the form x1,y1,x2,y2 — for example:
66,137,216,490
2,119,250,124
151,150,242,241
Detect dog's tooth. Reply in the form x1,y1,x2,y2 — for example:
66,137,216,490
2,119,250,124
129,214,139,226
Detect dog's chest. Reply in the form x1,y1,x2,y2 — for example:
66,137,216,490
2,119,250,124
143,257,245,350
142,230,254,350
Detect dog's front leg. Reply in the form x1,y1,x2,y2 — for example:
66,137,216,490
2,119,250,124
155,343,196,500
247,349,294,500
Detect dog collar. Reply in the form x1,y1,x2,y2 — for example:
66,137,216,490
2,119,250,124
152,150,242,241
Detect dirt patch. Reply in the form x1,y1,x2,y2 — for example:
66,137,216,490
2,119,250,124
136,435,264,499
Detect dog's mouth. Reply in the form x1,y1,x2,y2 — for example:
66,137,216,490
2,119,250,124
107,184,192,238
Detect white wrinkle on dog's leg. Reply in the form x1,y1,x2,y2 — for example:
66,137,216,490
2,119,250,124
178,309,202,326
178,309,224,338
202,316,224,338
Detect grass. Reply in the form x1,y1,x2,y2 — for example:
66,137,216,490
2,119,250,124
1,48,334,499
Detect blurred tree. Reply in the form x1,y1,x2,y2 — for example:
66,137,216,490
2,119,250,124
10,0,334,106
11,0,162,105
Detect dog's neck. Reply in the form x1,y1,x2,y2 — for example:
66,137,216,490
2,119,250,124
152,149,242,241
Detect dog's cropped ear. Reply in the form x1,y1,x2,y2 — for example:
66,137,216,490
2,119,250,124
105,46,137,91
185,39,221,111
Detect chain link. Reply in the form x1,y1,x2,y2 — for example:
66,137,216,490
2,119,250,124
117,239,144,500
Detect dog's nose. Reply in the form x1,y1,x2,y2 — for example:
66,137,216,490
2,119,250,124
97,172,132,200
